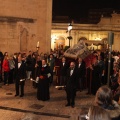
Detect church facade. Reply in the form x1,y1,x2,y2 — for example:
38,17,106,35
0,0,52,54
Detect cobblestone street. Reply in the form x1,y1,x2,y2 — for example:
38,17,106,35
0,79,94,120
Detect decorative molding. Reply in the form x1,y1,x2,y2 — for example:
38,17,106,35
0,16,35,23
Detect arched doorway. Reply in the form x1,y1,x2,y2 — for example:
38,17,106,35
55,36,65,50
20,28,28,52
102,38,108,50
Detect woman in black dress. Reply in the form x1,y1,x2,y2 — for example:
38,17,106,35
37,59,51,101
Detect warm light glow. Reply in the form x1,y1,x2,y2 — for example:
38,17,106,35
95,38,102,41
37,41,39,47
68,23,72,31
91,43,94,50
51,35,58,40
51,35,59,50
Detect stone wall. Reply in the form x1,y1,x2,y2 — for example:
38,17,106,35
0,0,52,55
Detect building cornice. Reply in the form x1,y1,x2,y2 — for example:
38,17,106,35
52,23,120,32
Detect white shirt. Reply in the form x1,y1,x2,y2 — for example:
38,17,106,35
78,63,81,68
70,69,74,76
18,62,21,68
42,64,47,67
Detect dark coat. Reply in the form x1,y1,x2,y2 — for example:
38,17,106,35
35,60,42,77
14,60,26,82
26,56,35,71
0,51,3,60
113,85,120,102
59,62,69,76
66,67,77,91
48,58,55,71
76,61,86,78
37,65,51,101
91,64,101,95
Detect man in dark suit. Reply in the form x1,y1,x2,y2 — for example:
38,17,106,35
48,54,55,84
76,57,86,91
14,53,26,97
59,57,69,89
26,51,33,80
65,61,77,108
97,55,105,85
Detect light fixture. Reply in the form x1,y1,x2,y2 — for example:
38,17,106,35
95,37,102,41
36,41,40,52
67,23,73,47
67,23,72,31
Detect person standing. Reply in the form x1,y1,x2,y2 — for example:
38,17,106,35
0,59,2,82
59,57,69,89
31,53,37,88
65,62,77,108
91,58,101,95
37,59,51,101
0,50,3,82
48,54,55,84
32,55,42,88
113,75,120,102
26,51,33,80
8,55,15,84
2,55,10,85
97,55,105,85
0,50,3,60
76,57,86,91
14,53,26,97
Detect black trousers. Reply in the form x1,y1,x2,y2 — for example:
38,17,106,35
8,69,14,84
15,80,24,95
60,76,66,86
66,88,76,105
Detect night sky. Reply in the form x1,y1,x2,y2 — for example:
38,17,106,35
52,0,120,20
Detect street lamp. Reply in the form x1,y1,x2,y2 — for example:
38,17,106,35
67,23,72,47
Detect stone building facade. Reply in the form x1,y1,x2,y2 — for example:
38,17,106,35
51,13,120,51
0,1,120,55
0,0,52,55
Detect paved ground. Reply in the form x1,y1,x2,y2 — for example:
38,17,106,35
0,79,95,120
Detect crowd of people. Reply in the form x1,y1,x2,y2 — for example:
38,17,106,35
0,48,120,119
